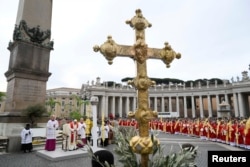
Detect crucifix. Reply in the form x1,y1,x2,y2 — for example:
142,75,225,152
93,9,181,167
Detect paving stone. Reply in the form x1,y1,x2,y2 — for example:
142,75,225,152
0,133,246,167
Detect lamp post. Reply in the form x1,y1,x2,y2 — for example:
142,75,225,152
82,87,91,118
93,9,181,167
90,96,99,150
83,95,87,117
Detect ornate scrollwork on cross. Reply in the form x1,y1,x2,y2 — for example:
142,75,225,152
130,135,159,154
128,76,155,90
133,34,148,64
9,20,53,50
160,42,181,68
93,36,118,65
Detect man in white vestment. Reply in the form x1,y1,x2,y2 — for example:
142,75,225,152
78,118,87,147
45,115,59,151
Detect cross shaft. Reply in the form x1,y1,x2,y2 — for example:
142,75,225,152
93,9,181,167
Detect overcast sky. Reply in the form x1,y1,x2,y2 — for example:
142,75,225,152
0,0,249,92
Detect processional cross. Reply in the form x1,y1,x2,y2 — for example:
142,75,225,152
93,9,181,167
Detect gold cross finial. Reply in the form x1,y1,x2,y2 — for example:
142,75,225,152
93,9,181,167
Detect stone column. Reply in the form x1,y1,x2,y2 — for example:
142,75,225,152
191,96,196,118
102,95,107,117
119,96,122,117
112,96,115,117
161,96,165,112
224,94,229,104
90,96,99,151
183,96,187,118
176,96,180,117
168,96,172,113
154,97,157,111
216,95,220,117
233,93,239,117
106,96,109,117
126,96,129,114
199,95,204,118
207,95,212,117
133,96,137,111
148,97,152,108
238,93,245,117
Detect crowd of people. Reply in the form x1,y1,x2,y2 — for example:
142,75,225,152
19,114,249,166
43,115,113,151
20,114,250,154
117,116,250,150
20,115,114,166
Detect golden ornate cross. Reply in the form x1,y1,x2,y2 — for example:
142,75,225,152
93,9,181,167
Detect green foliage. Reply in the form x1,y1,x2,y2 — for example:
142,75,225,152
184,81,193,87
121,77,133,82
0,92,6,102
194,79,206,86
23,104,47,127
209,78,223,84
121,77,224,87
121,78,184,85
104,81,116,87
113,126,139,167
87,126,198,167
72,94,90,114
46,97,61,116
69,111,82,120
165,144,198,167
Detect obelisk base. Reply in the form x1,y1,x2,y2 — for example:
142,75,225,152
0,113,48,152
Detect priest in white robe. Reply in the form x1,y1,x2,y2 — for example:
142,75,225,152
45,115,59,151
77,118,87,147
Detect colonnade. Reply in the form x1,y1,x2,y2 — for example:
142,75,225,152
86,82,250,119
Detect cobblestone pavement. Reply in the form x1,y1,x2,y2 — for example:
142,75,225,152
0,133,246,167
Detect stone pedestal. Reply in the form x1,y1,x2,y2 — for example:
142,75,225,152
217,110,231,118
0,117,48,152
217,101,231,118
4,42,51,113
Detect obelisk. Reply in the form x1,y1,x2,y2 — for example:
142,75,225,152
0,0,53,152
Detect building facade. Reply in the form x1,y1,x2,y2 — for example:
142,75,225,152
82,77,250,119
46,87,81,118
1,76,250,119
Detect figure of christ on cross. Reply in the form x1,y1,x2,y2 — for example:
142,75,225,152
93,9,181,167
